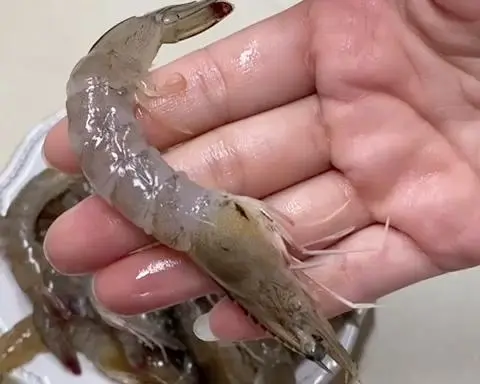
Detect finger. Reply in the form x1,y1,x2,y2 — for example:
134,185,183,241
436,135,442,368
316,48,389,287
197,224,443,342
164,95,329,196
43,1,315,173
45,96,333,274
196,297,266,342
92,248,221,315
263,170,371,248
77,171,371,313
43,196,152,274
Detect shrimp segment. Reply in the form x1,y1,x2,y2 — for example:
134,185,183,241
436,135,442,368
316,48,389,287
66,1,366,382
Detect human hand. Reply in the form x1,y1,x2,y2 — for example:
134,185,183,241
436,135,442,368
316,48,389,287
43,0,480,342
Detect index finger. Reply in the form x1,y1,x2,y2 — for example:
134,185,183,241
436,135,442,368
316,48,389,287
43,1,315,173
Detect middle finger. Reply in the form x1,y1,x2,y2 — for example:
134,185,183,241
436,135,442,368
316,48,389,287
45,95,331,273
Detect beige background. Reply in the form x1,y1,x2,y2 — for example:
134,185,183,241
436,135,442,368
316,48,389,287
1,1,480,383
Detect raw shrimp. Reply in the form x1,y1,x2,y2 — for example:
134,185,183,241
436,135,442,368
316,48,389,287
110,320,199,384
33,170,200,384
33,182,187,356
65,1,374,382
173,296,259,384
173,295,298,384
68,315,198,384
0,169,85,375
1,168,200,383
38,181,199,384
0,312,197,384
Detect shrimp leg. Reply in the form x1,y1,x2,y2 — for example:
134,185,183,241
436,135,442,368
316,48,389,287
285,219,391,310
251,197,381,260
289,217,391,270
235,196,383,309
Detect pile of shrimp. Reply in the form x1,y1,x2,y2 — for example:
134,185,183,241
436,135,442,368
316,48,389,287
2,0,377,383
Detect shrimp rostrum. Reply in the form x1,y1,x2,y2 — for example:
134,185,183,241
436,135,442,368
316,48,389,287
66,1,379,382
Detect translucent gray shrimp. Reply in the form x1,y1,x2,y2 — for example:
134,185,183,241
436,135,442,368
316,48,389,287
65,1,377,382
173,296,259,384
33,182,187,355
68,316,198,384
1,168,199,383
0,169,85,375
37,174,199,384
93,302,186,355
173,295,298,384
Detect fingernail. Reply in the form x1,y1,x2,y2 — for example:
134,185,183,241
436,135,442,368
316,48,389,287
43,241,54,266
164,72,186,86
43,240,82,276
89,276,100,305
193,312,219,342
43,243,64,274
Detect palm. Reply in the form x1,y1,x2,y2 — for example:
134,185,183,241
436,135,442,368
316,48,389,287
312,0,480,272
43,0,480,338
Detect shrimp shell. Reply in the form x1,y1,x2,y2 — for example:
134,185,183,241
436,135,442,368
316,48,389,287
65,1,361,382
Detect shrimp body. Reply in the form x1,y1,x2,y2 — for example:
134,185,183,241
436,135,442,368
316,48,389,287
0,169,85,375
3,169,85,299
66,1,234,252
1,168,199,383
65,1,360,381
69,316,198,384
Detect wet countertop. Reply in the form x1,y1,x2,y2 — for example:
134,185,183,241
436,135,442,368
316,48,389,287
1,1,480,383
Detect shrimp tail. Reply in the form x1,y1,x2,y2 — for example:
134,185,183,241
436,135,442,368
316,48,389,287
31,290,81,375
0,315,46,374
